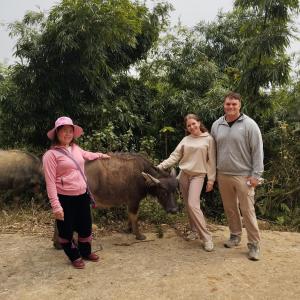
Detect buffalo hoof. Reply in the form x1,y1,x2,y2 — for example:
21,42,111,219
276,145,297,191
123,228,132,234
136,234,146,240
53,241,62,250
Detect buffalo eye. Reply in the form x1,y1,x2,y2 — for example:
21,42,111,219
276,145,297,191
159,189,168,199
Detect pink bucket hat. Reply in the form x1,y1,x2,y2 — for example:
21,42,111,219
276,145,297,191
47,116,83,140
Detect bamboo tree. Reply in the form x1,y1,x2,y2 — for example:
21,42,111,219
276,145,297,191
234,0,299,114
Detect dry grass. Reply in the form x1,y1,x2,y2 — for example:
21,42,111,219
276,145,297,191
0,202,175,239
1,201,290,242
0,201,197,241
0,202,54,237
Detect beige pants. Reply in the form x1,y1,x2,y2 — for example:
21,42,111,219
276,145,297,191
179,171,212,242
217,174,260,243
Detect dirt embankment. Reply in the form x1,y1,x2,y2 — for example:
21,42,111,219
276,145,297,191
0,223,300,300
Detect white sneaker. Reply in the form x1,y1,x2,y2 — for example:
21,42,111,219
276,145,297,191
203,240,214,252
247,242,260,261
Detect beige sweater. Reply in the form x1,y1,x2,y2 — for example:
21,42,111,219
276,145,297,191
158,132,216,182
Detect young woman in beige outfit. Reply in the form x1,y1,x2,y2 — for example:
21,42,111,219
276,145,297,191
157,114,216,251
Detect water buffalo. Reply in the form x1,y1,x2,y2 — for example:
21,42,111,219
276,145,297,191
0,150,44,202
86,153,178,239
53,153,178,247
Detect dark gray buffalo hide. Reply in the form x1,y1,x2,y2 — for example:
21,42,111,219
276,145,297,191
85,153,178,239
0,150,44,201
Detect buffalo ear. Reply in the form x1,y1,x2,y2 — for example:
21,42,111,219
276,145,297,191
141,172,160,186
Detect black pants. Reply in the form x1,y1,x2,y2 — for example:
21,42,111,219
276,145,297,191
56,192,92,262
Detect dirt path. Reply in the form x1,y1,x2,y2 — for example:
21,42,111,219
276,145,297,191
0,225,300,300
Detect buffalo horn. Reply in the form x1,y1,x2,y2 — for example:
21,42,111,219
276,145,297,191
141,172,160,185
170,168,177,177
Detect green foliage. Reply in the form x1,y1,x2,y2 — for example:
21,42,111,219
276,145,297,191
0,0,300,231
0,0,169,150
139,136,157,158
255,85,300,230
159,126,175,133
195,13,241,73
138,24,228,157
139,197,185,225
0,63,9,81
159,126,175,157
196,1,299,118
237,1,298,68
190,2,300,230
201,190,226,223
234,0,299,116
81,122,135,152
92,205,127,225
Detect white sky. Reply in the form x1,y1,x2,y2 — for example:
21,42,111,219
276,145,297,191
0,0,299,65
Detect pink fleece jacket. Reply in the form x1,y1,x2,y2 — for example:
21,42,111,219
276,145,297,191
43,144,102,213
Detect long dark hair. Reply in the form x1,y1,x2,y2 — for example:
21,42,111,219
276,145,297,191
184,114,208,134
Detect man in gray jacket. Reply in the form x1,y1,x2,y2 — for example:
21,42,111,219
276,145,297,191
211,92,264,261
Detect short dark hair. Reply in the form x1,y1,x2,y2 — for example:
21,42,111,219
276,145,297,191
224,91,241,102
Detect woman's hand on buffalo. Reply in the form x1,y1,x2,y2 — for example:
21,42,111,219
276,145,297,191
98,153,111,159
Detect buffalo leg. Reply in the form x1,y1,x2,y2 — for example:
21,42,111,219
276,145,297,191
52,222,62,249
123,220,133,234
128,212,146,240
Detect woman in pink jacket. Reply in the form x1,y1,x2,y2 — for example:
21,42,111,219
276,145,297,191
43,116,110,269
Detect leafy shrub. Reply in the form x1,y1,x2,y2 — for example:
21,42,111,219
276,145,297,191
92,206,127,225
201,189,226,223
139,196,185,225
81,123,135,153
256,122,300,229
